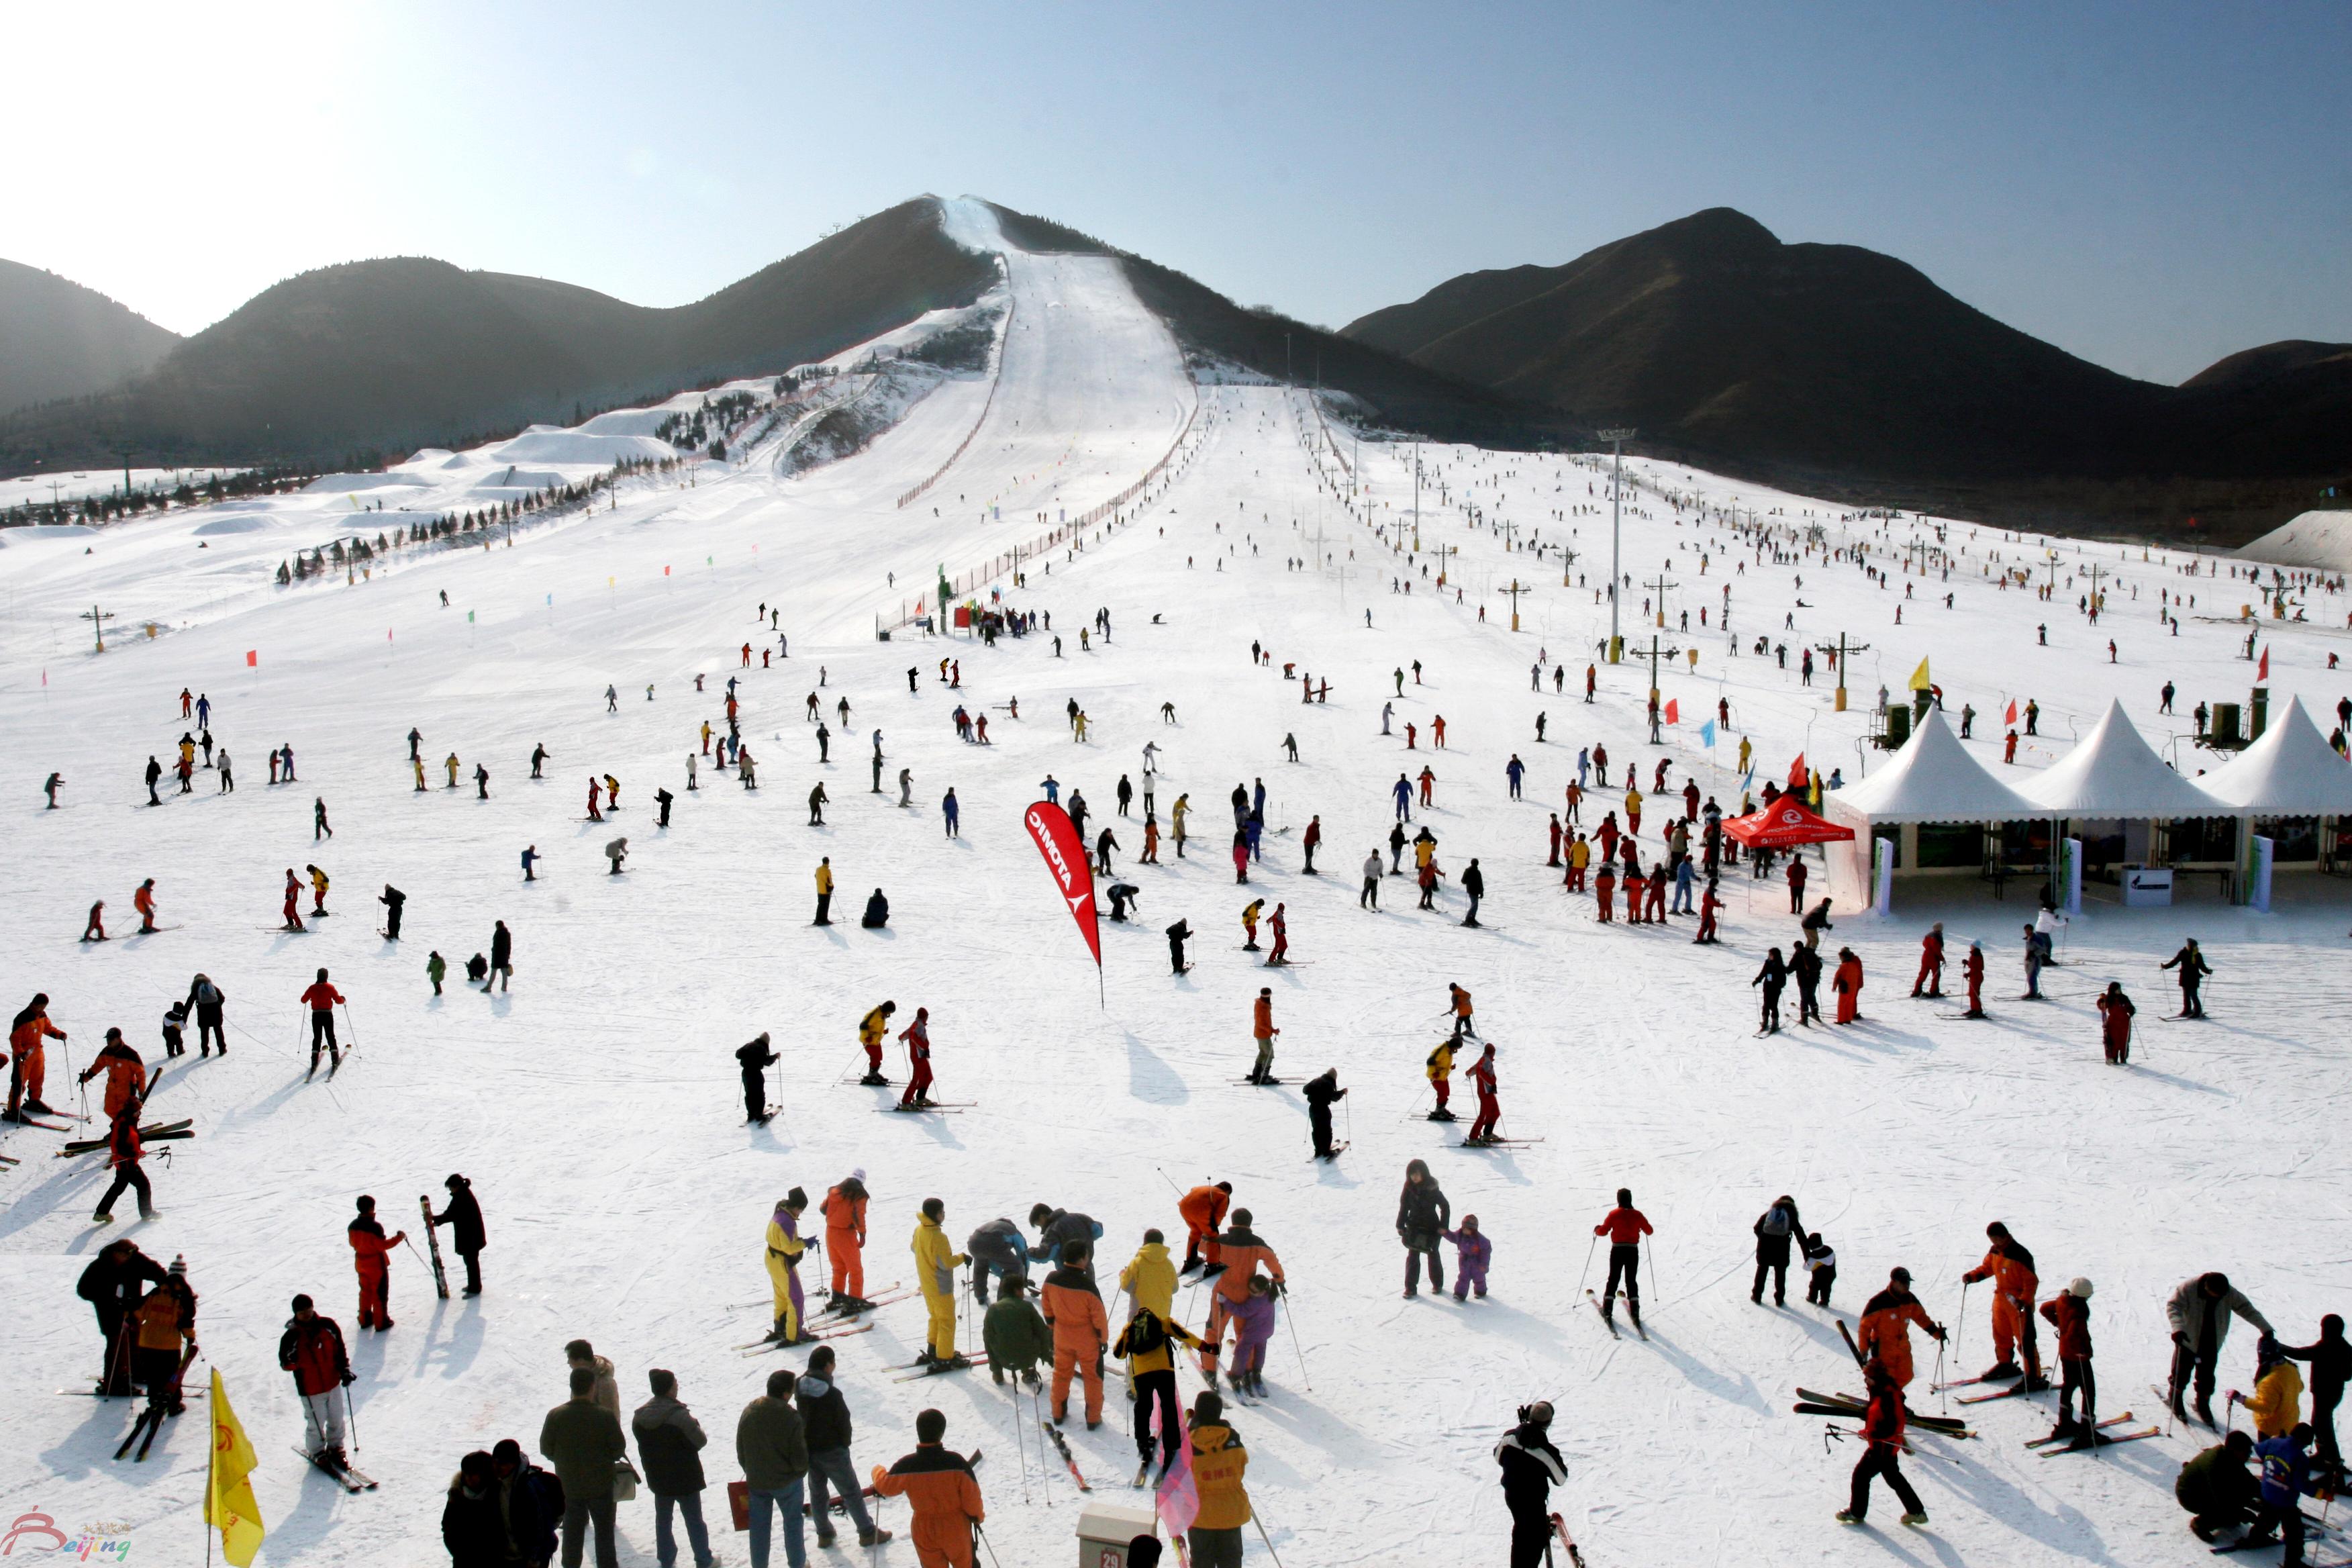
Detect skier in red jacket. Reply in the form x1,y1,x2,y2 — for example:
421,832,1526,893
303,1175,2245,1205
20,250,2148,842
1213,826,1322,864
1465,1043,1502,1144
1912,923,1946,997
1593,1188,1654,1328
279,1293,354,1463
1962,941,1987,1018
897,1007,935,1109
347,1195,405,1330
300,969,345,1071
1836,1360,1928,1525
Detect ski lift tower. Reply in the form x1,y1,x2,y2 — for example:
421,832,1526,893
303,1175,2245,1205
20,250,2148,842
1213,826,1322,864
1599,429,1636,661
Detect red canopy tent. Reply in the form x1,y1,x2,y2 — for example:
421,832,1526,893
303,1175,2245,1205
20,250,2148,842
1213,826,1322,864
1722,795,1856,849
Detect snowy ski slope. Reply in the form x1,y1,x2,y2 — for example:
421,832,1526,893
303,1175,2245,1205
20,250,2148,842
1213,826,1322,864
4,209,2350,1568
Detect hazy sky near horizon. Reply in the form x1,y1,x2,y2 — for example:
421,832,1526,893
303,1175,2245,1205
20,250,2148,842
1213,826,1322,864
8,1,2346,383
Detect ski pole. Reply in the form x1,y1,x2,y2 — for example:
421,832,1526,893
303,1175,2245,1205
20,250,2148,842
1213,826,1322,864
344,1381,359,1454
1012,1384,1029,1505
1953,1281,1969,1390
1574,1233,1598,1299
973,1520,1003,1568
1250,1513,1287,1568
1153,1166,1185,1197
340,1003,358,1049
1281,1285,1312,1391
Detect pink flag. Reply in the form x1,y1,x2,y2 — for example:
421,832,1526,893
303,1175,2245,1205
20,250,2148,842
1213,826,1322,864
1156,1412,1199,1536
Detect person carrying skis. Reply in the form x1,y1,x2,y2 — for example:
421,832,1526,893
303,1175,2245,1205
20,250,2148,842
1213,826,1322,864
280,1293,354,1466
1042,1240,1109,1428
1857,1267,1945,1389
2096,981,2136,1063
858,1001,897,1085
92,1085,156,1224
1595,1187,1654,1326
348,1195,403,1330
911,1197,971,1369
1961,1221,2045,1387
1912,922,1945,996
301,968,345,1071
763,1189,813,1346
1749,1194,1797,1307
1304,1067,1347,1159
1177,1182,1232,1273
1398,1159,1451,1297
867,1408,983,1568
430,1174,487,1296
821,1172,869,1305
1835,1359,1928,1527
1465,1043,1501,1144
1496,1401,1567,1568
897,1007,936,1109
1247,989,1278,1084
2162,937,2212,1018
1426,1038,1457,1121
1199,1209,1283,1383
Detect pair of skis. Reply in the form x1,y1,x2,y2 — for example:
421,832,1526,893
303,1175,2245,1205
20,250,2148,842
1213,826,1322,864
296,1448,379,1491
1585,1289,1645,1340
892,1354,988,1383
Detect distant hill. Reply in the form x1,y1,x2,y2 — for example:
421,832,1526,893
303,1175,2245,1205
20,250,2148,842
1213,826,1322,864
1344,209,2352,543
0,259,181,415
1,199,994,470
981,203,1535,446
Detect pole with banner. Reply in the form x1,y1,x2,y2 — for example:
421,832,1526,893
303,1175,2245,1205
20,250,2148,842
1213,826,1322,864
1024,799,1104,1007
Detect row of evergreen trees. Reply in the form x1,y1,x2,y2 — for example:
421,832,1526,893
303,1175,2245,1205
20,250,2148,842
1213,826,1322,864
275,455,680,585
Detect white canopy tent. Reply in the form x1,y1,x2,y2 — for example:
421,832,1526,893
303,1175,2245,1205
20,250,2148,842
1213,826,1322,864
2195,695,2352,817
1822,709,2043,905
2017,699,2223,819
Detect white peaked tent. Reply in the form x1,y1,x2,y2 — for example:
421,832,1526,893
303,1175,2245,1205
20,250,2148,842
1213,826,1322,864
1822,709,2042,905
2018,699,2222,818
2196,695,2352,816
1831,707,2040,822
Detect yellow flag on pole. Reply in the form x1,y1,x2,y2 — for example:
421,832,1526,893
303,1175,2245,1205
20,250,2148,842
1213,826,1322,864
1907,656,1932,692
205,1368,266,1565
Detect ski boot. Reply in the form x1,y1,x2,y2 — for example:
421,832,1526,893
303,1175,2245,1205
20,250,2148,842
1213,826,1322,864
1981,1361,2021,1381
2022,1373,2051,1393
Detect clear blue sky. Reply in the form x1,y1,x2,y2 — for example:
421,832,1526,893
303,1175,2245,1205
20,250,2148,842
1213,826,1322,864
8,1,2346,383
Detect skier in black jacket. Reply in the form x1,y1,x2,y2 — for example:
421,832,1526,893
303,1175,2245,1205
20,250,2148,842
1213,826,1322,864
2161,939,2212,1018
1304,1069,1347,1159
1496,1402,1567,1568
2284,1315,2351,1480
77,1239,167,1394
737,1033,778,1124
1752,948,1787,1032
1791,943,1825,1026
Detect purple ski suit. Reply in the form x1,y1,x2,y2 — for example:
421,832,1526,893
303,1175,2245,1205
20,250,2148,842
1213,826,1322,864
1444,1226,1491,1300
1228,1291,1276,1374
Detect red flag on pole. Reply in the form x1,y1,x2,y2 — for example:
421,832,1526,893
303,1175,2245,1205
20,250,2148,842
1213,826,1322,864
2258,648,2269,681
1024,800,1101,972
2004,699,2018,726
1785,752,1807,787
1664,699,1679,724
